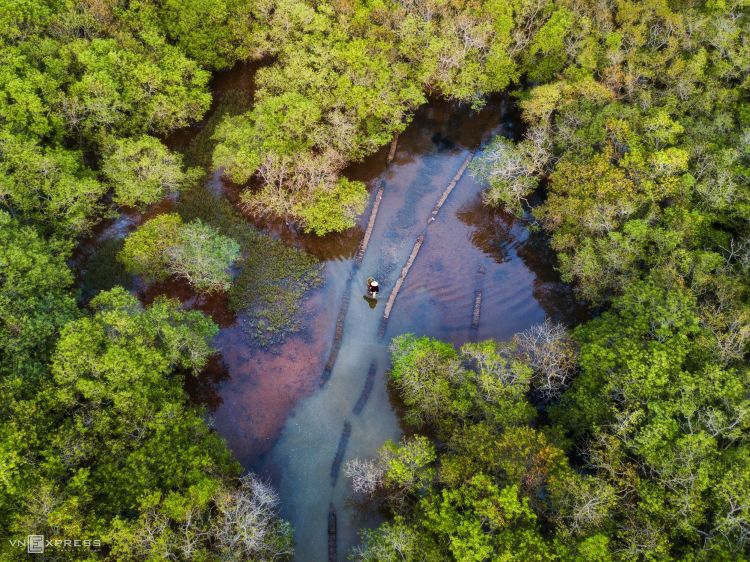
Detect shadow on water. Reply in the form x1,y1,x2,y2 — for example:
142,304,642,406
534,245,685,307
455,196,590,327
516,228,591,326
183,354,231,411
138,276,236,328
456,194,517,264
163,60,261,154
73,195,178,303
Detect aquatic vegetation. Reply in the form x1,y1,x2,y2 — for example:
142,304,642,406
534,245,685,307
230,239,322,346
211,0,542,232
1,286,293,561
292,177,368,236
178,182,322,346
0,6,295,561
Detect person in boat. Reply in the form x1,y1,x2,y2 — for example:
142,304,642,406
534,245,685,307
367,277,379,298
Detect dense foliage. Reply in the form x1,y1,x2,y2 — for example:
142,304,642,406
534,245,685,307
347,333,581,561
486,2,750,555
344,0,750,559
101,135,199,209
0,2,293,559
3,0,750,560
119,213,241,293
0,211,77,381
0,279,292,560
211,0,548,232
350,310,749,559
1,1,212,234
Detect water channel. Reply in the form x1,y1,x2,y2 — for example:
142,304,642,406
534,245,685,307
239,95,586,559
75,63,587,561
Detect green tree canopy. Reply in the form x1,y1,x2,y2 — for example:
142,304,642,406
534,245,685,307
211,0,553,233
0,131,106,235
119,213,241,293
0,284,293,561
102,135,197,208
0,211,77,380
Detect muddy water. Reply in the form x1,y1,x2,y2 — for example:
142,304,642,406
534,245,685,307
241,97,587,561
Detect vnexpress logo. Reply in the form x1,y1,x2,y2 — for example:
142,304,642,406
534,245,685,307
8,534,101,553
27,535,44,554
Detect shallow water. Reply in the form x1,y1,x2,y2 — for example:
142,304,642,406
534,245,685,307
236,97,588,560
72,61,587,560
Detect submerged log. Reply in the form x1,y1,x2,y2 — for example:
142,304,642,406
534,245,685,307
328,503,337,562
378,316,388,340
321,269,356,385
429,152,475,222
471,290,482,329
330,421,352,487
320,303,346,384
469,266,486,341
379,152,475,335
380,234,425,338
323,180,387,383
386,133,399,165
352,362,377,415
356,181,385,264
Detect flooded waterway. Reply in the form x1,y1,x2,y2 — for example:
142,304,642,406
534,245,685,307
73,62,587,561
242,97,588,560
